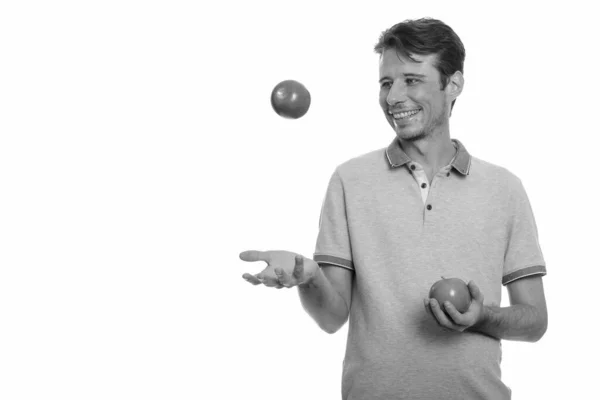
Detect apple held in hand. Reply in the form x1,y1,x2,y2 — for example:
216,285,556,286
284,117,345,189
429,276,472,313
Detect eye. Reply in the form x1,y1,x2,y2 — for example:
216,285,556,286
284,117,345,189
406,78,420,85
380,82,391,89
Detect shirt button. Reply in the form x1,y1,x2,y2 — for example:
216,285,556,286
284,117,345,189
421,183,427,188
427,204,432,210
410,165,416,170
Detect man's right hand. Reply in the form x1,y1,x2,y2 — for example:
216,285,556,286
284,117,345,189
239,250,319,289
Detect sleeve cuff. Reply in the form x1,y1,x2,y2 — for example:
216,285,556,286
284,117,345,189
313,254,354,271
502,265,547,285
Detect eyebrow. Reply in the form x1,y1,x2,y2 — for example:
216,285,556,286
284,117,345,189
379,73,427,83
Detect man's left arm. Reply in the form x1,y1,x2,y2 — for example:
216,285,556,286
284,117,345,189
469,175,549,342
426,176,548,341
469,275,548,342
425,275,548,342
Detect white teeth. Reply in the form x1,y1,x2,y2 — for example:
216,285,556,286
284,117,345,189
392,109,420,119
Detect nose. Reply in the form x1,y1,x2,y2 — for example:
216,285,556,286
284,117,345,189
386,80,408,106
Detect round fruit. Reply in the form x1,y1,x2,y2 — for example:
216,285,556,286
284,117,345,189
270,80,311,119
429,276,472,313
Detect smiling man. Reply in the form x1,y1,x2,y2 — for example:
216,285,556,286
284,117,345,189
240,18,548,400
380,54,450,144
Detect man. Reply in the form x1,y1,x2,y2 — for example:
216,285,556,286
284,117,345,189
240,18,548,400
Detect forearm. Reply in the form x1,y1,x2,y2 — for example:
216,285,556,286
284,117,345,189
297,267,349,334
469,304,547,342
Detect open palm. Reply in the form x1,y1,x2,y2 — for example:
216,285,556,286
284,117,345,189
239,250,319,289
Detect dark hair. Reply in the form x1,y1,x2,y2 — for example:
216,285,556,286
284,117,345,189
374,18,465,110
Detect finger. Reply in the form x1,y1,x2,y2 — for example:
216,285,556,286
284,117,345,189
255,273,275,287
424,298,432,316
292,255,304,280
269,275,284,289
259,273,281,288
239,250,270,263
429,299,452,325
430,299,462,331
274,268,292,288
442,301,468,326
468,281,483,301
242,273,263,285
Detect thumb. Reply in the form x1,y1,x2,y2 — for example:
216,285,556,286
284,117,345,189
468,281,483,301
239,250,270,263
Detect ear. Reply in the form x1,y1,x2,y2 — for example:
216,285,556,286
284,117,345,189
446,70,464,101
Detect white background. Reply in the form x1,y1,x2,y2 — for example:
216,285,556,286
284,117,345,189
0,0,598,399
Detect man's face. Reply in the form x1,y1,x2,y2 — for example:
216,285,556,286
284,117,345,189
379,49,452,142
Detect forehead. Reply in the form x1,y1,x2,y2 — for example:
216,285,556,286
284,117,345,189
379,48,439,78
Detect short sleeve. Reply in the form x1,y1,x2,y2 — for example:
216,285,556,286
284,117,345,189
313,169,354,270
502,177,546,285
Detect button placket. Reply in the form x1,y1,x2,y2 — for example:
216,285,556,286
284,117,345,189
426,174,441,212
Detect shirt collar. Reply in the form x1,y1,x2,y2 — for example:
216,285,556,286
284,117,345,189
385,137,472,176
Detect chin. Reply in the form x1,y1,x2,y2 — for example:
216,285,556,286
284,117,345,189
402,133,428,142
394,125,427,142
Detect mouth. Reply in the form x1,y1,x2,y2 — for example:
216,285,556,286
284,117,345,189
389,108,421,120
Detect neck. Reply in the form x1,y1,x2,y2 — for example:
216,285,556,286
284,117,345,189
397,130,456,171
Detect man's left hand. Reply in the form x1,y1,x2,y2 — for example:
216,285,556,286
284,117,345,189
424,281,485,332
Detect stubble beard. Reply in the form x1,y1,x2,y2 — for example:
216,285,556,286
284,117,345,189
395,103,449,142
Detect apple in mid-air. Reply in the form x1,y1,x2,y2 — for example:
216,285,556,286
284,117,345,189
429,276,472,313
270,80,311,119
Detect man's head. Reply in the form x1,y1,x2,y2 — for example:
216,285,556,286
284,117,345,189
374,18,466,141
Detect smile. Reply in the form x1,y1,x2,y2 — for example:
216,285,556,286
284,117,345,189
390,109,421,119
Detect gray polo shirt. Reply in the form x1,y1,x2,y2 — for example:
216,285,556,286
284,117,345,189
313,138,546,400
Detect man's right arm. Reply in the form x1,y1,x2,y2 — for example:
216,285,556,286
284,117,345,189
298,263,353,334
